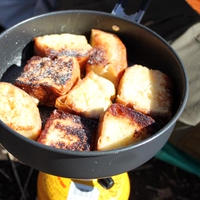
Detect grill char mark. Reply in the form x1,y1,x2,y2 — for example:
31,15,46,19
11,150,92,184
17,56,73,86
109,103,155,128
87,48,108,65
38,110,98,151
15,56,79,106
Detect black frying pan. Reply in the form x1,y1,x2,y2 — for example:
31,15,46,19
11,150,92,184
0,1,188,179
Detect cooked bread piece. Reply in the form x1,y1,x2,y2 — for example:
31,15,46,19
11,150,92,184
0,82,41,140
34,33,92,68
55,71,115,119
116,65,173,118
15,56,80,106
96,103,155,151
38,109,97,151
86,29,127,87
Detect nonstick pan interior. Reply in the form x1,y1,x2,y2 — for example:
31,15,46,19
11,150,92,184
0,10,188,179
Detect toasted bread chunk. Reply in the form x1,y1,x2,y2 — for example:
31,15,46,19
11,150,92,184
86,29,127,87
96,103,155,151
38,109,97,151
0,82,41,140
34,33,92,68
15,56,80,106
116,65,173,118
55,71,115,119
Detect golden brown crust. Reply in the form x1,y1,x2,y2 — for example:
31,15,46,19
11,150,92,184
15,56,80,106
38,109,98,151
116,65,173,119
0,82,42,140
96,103,155,151
55,71,115,119
86,29,127,87
34,33,92,69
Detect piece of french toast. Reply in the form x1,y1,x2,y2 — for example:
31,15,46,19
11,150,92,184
86,29,127,87
34,33,92,68
0,82,42,140
38,109,98,151
15,56,80,106
116,65,173,119
96,103,155,151
55,71,115,119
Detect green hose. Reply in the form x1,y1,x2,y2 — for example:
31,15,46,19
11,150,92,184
156,142,200,177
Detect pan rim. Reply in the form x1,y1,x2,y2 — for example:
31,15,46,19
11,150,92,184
0,10,188,157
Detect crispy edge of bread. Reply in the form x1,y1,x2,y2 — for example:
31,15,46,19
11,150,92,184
116,65,173,119
37,109,97,151
96,103,155,151
0,82,42,140
15,56,80,106
34,33,92,69
55,71,116,119
86,29,127,87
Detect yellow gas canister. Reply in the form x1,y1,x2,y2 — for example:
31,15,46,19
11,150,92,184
37,172,130,200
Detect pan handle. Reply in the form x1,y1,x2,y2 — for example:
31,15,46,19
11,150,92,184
111,0,152,24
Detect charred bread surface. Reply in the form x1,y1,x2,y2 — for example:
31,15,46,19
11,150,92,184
55,71,115,119
96,103,155,151
1,30,173,152
34,33,92,68
15,56,80,106
0,82,41,140
86,29,127,87
38,109,97,151
116,65,173,118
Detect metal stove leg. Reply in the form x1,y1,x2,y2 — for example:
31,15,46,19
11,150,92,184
7,153,27,200
6,152,34,200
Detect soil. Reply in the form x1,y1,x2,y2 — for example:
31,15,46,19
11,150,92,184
130,159,200,200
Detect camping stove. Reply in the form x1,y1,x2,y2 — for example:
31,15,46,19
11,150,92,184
37,172,130,200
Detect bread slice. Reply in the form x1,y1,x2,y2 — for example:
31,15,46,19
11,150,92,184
96,103,155,151
55,71,115,119
15,56,80,106
38,109,97,151
0,82,41,140
86,29,127,87
34,33,92,68
116,65,173,118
